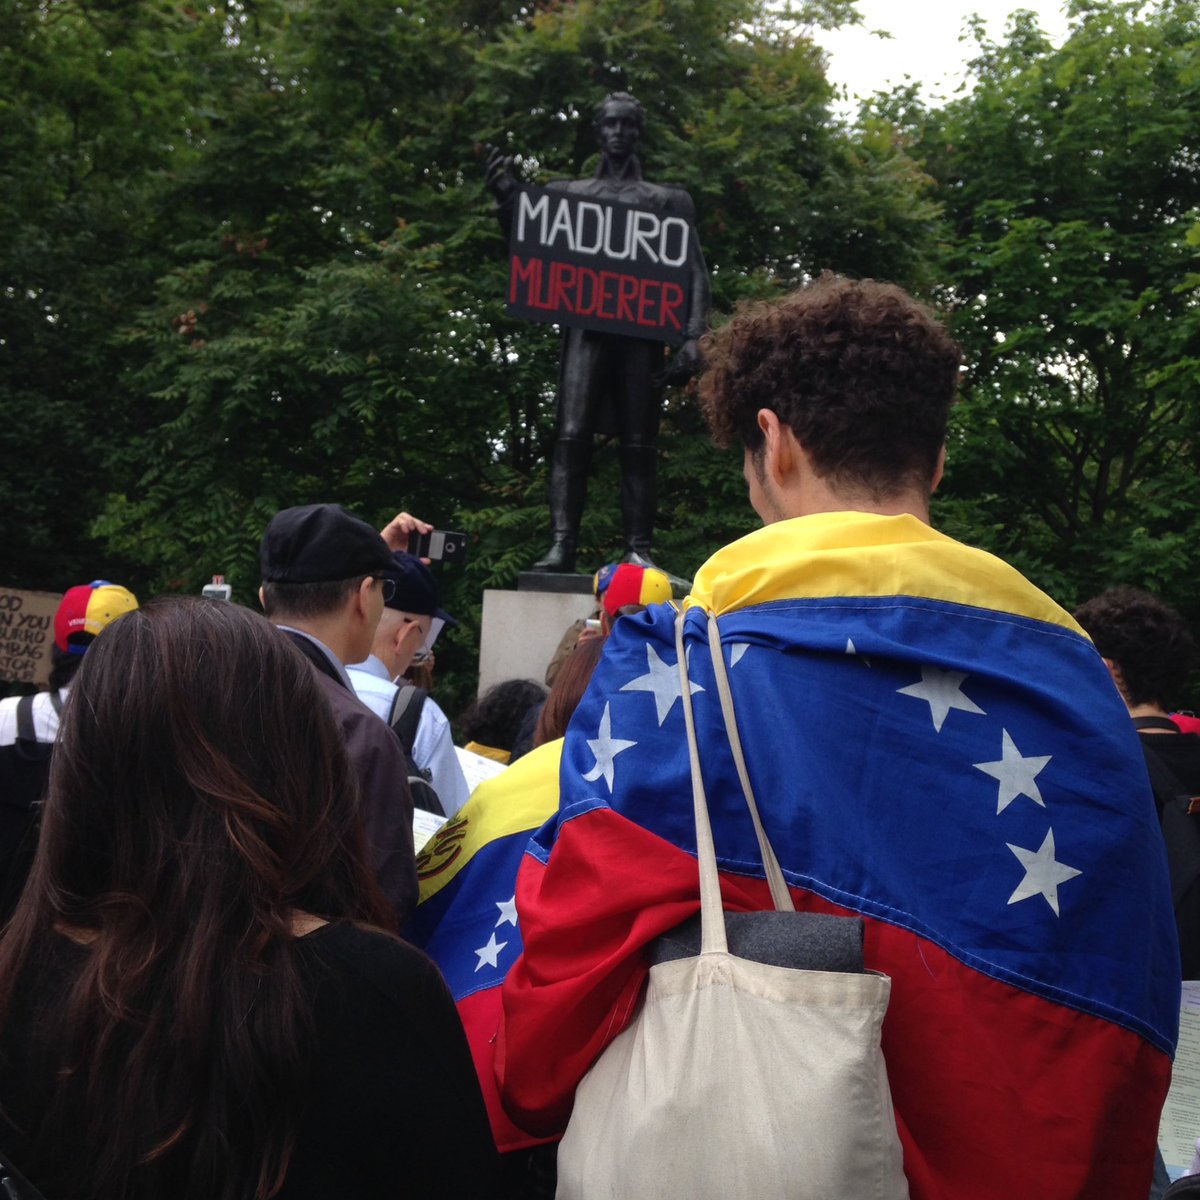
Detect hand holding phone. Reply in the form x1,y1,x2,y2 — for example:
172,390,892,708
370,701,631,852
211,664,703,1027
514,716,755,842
406,529,468,564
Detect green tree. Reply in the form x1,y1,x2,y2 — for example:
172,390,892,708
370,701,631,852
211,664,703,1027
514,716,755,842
887,1,1200,616
0,0,208,590
3,0,947,709
65,0,943,709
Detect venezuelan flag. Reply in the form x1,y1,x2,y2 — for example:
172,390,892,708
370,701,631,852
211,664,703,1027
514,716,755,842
500,512,1179,1199
406,739,562,1152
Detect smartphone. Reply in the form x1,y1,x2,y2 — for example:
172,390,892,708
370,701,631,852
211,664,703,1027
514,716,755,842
407,529,468,563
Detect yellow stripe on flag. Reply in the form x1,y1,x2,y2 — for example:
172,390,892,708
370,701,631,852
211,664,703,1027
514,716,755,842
689,512,1083,635
417,739,563,905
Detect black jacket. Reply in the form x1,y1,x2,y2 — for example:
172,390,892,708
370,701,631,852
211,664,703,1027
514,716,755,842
284,632,417,925
1140,729,1200,979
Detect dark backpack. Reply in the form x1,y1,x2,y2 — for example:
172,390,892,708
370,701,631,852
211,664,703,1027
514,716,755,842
0,692,61,807
386,685,442,817
1140,736,1200,913
0,693,63,921
387,684,427,758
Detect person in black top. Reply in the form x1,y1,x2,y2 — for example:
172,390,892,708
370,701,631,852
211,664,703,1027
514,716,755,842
1075,585,1200,977
0,596,499,1200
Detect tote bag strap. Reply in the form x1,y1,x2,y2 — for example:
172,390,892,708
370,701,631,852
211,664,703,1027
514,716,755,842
676,609,728,955
703,613,794,914
675,609,795,957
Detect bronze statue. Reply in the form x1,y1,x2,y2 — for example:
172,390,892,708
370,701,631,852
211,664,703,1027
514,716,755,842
487,93,710,573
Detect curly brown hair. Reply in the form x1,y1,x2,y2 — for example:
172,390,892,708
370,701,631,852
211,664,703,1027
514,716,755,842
1073,586,1197,708
698,273,963,498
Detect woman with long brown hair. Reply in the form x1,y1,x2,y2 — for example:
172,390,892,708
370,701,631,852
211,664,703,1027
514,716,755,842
0,597,498,1199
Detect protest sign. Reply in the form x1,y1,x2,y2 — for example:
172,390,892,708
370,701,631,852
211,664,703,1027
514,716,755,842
0,588,61,686
506,186,695,344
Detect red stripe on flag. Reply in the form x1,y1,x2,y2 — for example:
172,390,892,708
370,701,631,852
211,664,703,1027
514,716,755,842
500,808,1170,1198
457,988,554,1154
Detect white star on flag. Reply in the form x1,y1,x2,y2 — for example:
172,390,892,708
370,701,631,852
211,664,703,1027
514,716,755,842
495,895,518,928
620,643,702,725
846,638,871,666
974,729,1052,814
473,931,508,971
1006,829,1082,917
730,643,749,667
582,702,636,791
897,665,985,732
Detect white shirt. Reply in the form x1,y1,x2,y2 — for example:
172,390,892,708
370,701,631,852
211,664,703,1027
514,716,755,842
0,689,68,748
347,655,471,818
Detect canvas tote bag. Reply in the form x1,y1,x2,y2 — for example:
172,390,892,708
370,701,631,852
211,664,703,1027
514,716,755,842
555,609,909,1200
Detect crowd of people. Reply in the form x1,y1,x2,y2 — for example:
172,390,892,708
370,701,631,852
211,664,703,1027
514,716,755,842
0,273,1196,1199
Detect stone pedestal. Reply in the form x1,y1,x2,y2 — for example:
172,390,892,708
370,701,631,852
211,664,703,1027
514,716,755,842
478,576,597,696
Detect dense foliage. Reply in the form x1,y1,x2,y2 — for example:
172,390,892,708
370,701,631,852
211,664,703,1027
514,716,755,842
896,1,1200,616
2,0,1198,708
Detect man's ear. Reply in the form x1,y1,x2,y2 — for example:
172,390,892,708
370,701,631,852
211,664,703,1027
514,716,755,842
1100,656,1130,700
396,616,423,653
756,408,798,486
352,576,375,621
931,445,947,494
258,585,266,611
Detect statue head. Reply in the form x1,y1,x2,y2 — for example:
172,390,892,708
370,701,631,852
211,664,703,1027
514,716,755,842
593,92,645,162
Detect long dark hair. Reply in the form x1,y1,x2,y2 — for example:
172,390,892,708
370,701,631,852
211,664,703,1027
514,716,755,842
0,596,392,1200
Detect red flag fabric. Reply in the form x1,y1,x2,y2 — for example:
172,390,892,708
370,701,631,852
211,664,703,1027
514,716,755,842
499,513,1179,1199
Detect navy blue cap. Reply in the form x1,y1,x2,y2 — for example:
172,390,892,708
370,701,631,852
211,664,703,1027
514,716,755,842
383,552,457,627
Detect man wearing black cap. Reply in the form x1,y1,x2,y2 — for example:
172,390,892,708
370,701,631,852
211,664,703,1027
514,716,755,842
259,503,417,922
348,553,471,818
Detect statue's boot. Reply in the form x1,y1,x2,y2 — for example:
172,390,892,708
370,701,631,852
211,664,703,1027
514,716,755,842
620,444,690,590
620,443,657,565
532,438,590,573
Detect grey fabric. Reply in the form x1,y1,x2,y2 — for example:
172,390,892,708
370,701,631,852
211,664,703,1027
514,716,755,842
649,910,864,974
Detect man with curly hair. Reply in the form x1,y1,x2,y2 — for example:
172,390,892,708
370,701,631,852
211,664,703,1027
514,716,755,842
1075,585,1200,977
496,274,1179,1199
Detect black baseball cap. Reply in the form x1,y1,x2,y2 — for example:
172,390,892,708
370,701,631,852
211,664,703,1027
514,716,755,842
260,504,395,583
383,552,458,627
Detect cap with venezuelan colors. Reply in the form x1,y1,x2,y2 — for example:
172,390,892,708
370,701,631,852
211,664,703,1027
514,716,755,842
592,562,672,619
54,581,139,656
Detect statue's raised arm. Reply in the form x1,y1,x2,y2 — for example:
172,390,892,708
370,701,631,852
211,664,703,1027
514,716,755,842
484,144,520,228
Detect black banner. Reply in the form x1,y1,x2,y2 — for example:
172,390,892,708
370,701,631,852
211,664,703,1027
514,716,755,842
506,186,694,344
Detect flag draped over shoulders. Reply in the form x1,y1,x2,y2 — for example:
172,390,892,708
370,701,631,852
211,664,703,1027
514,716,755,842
405,739,562,1153
499,512,1179,1199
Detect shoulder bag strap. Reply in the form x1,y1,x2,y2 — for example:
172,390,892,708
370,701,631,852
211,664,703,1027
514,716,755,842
14,696,37,746
676,608,797,958
389,684,428,756
676,609,729,956
1134,716,1182,733
704,612,794,914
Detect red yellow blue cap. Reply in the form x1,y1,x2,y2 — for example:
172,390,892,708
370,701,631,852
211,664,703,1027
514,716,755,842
54,581,139,655
592,562,673,619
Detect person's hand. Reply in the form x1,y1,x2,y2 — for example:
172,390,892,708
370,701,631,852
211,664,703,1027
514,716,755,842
380,511,433,556
658,337,703,387
485,144,518,205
